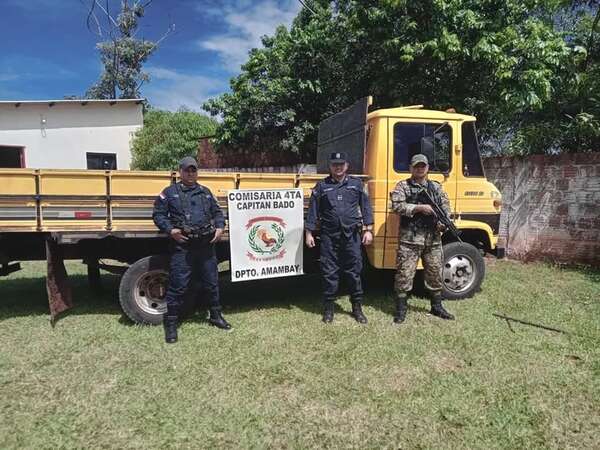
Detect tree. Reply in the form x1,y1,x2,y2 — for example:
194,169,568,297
204,0,586,160
504,1,600,154
85,0,173,99
130,109,218,170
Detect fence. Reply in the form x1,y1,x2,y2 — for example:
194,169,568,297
483,153,600,266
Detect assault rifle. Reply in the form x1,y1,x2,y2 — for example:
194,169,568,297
418,186,462,242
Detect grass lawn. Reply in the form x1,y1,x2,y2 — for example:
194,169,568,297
0,259,599,449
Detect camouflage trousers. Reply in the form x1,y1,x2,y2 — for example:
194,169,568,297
394,242,444,295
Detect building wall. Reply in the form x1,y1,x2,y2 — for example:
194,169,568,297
0,102,143,169
484,153,600,266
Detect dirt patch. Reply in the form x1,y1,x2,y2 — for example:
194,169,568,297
427,352,465,373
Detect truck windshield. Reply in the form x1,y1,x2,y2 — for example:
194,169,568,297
462,122,484,177
393,122,452,173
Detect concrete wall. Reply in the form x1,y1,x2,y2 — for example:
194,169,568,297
0,102,143,169
484,153,600,266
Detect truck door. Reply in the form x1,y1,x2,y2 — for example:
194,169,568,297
382,119,458,269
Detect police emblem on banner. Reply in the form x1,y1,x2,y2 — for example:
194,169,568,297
246,216,286,261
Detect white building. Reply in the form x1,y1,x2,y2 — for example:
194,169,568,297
0,99,143,170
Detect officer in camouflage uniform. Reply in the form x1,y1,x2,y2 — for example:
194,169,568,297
389,154,455,324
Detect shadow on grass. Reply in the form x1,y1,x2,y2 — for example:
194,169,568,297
0,267,432,324
0,274,123,323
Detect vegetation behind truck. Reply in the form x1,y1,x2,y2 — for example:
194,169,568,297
0,97,502,324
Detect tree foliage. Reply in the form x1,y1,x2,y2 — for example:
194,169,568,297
85,1,173,99
204,0,600,158
130,109,218,170
505,1,600,154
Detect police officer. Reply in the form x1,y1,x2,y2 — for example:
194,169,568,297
390,154,455,324
305,152,374,324
153,156,231,343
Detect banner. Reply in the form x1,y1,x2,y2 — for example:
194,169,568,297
227,188,304,282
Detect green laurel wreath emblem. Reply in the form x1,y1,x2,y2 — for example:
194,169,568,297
248,223,285,255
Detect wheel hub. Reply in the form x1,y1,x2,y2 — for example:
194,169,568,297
134,270,168,315
443,254,476,293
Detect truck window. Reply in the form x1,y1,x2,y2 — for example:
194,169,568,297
462,122,484,177
393,123,452,173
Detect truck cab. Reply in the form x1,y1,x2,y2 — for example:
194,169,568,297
317,96,502,299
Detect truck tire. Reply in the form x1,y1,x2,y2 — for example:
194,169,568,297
440,242,485,300
119,255,194,325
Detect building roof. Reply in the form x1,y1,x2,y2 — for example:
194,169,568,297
0,99,145,107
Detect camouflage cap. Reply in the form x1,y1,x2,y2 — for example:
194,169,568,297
410,154,429,167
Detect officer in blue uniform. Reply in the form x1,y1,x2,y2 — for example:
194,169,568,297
153,156,231,343
305,152,374,324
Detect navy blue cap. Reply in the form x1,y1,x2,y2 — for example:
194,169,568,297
329,152,347,163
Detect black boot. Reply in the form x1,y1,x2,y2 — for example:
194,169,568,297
163,315,178,343
393,295,408,324
430,294,455,320
351,302,368,324
209,309,232,330
322,301,334,323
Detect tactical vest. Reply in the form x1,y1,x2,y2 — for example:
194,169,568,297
400,180,438,231
175,183,212,227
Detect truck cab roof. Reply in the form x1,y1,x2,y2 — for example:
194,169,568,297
368,105,476,122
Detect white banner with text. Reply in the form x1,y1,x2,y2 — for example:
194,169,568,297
227,188,304,282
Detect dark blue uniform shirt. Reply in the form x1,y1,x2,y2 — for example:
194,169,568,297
152,182,225,234
305,175,374,235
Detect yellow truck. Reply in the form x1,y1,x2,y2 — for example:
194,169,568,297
0,97,502,324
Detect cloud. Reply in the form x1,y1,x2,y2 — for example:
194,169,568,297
144,66,226,111
196,0,301,72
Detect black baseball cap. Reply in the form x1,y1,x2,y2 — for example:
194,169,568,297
329,152,347,163
179,156,198,170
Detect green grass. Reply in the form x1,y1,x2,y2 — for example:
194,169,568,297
1,259,599,449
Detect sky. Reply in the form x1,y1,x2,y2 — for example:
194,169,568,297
0,0,301,111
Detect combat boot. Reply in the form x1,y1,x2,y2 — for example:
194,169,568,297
163,315,178,343
430,294,455,320
393,295,408,324
351,301,368,324
322,301,334,323
209,308,232,330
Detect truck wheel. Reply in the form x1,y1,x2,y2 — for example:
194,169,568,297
119,255,194,325
441,242,485,300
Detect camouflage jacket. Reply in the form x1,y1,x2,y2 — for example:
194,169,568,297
390,178,451,246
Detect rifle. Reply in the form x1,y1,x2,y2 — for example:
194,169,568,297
419,186,462,242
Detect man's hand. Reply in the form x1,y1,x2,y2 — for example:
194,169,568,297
170,228,188,243
210,228,224,244
436,223,447,233
417,204,435,215
305,230,316,248
362,230,373,246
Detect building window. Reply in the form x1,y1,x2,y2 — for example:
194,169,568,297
0,146,25,168
87,153,117,170
393,123,452,173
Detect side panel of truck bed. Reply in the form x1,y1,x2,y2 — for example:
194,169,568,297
0,169,323,233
